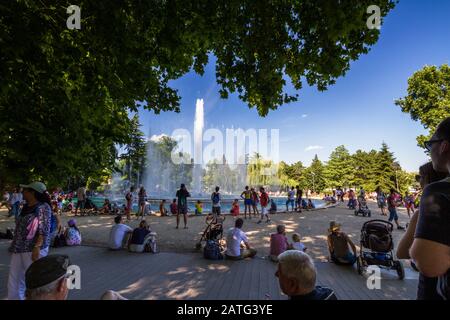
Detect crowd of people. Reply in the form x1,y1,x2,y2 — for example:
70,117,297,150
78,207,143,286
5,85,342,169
1,118,449,300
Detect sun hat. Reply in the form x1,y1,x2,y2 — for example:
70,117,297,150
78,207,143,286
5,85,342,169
19,181,47,194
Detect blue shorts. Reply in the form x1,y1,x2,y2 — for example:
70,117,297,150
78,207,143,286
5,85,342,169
286,199,295,206
388,208,398,221
244,199,252,206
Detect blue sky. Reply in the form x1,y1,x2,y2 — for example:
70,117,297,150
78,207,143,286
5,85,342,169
138,0,450,172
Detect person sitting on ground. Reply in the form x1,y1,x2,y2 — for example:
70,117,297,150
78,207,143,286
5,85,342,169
230,199,240,217
327,221,357,265
129,220,157,253
269,225,291,262
170,199,177,216
301,198,307,209
101,199,112,215
25,254,127,300
225,218,257,260
108,215,133,250
291,233,307,252
64,219,82,246
269,198,277,214
307,199,315,209
195,200,203,215
275,250,337,300
159,199,168,216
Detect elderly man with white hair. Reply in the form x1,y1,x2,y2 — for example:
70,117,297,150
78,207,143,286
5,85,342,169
275,250,337,300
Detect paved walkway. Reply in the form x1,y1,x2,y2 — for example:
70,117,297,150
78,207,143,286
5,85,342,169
0,241,418,300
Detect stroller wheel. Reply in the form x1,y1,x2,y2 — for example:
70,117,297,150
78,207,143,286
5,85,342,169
394,261,405,280
195,242,202,250
363,212,367,217
368,210,371,217
354,210,358,216
357,256,364,275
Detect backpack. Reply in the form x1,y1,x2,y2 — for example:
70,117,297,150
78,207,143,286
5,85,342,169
203,240,223,260
53,233,66,248
212,192,220,205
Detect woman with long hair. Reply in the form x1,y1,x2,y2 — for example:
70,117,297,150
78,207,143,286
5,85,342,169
7,181,52,300
138,186,147,219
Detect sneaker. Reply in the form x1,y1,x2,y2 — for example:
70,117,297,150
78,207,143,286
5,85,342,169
266,220,271,223
257,220,262,224
397,226,405,230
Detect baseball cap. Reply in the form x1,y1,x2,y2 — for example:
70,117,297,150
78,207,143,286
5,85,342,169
19,181,47,194
25,254,71,290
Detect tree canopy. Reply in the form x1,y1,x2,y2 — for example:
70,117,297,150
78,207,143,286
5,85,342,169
395,64,450,148
0,1,396,188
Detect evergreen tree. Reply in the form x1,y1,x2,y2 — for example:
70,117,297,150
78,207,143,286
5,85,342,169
374,142,397,192
305,155,326,193
324,146,353,189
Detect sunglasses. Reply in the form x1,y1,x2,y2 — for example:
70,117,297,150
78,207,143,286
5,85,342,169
424,139,444,152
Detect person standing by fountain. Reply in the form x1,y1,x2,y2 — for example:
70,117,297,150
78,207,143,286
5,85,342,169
295,186,303,213
176,184,191,229
240,186,253,220
211,186,221,220
138,187,147,219
250,188,260,218
125,187,134,221
257,187,271,224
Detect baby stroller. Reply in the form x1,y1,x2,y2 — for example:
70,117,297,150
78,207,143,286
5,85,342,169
195,214,225,252
357,220,404,279
354,196,371,217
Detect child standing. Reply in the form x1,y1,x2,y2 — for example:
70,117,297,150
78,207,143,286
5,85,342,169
257,187,270,224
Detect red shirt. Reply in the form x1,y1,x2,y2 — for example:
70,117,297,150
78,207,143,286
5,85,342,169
270,233,289,256
260,192,269,207
387,194,396,209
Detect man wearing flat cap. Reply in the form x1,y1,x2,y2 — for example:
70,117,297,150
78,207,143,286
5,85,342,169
25,254,70,300
25,254,127,300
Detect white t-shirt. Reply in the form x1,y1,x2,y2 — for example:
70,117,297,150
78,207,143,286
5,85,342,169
108,224,133,249
226,227,248,257
292,242,305,251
